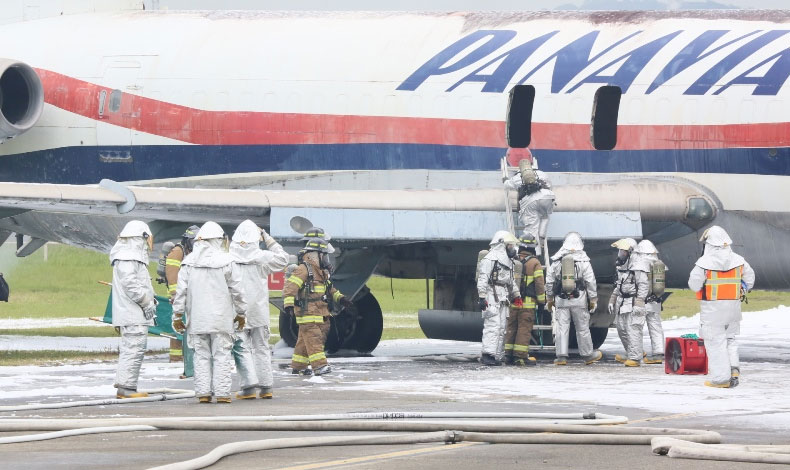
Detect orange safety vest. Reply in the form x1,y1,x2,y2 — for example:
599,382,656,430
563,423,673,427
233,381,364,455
696,266,743,301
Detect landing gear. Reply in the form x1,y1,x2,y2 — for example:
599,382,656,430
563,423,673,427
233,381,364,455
278,291,384,354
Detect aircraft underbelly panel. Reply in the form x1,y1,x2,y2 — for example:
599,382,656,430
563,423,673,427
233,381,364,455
270,207,642,241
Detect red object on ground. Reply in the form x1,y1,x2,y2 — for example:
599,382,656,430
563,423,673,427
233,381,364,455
665,337,708,375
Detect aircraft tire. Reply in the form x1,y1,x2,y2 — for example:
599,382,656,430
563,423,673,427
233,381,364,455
278,311,299,348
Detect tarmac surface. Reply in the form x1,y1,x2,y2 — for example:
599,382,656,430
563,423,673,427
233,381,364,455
1,334,789,470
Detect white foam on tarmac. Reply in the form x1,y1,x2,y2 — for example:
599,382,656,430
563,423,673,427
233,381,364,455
0,308,788,431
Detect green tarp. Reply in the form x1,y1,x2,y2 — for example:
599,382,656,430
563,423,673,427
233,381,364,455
101,293,193,377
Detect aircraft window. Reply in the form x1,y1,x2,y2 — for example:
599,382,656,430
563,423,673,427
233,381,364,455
591,85,621,151
109,90,122,113
98,89,107,117
506,84,535,148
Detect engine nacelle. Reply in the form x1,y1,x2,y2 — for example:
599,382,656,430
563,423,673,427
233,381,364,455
0,59,43,141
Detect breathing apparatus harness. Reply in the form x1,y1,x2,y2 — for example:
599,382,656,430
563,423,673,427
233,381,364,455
294,259,336,314
519,255,538,299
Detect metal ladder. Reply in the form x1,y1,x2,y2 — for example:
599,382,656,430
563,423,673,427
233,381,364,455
503,156,556,352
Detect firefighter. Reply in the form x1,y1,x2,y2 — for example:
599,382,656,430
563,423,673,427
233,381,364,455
609,238,649,367
504,154,556,256
165,225,198,378
110,220,157,398
504,234,545,366
283,236,352,376
634,239,667,364
229,220,289,399
171,221,247,403
164,225,199,300
688,226,755,388
545,232,600,365
477,230,522,366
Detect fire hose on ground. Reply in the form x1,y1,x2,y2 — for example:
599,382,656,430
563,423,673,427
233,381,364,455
0,410,784,468
0,388,195,412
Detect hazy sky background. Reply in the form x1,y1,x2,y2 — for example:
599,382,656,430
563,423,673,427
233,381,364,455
146,0,789,10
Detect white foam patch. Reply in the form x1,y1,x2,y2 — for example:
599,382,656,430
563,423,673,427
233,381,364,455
0,335,171,352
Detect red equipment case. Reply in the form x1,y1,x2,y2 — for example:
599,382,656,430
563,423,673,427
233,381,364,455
665,337,708,375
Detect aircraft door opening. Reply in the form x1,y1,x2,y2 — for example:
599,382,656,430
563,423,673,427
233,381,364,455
506,85,535,148
591,85,621,151
96,62,140,180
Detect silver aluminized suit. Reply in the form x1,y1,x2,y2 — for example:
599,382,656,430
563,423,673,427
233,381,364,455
504,174,555,255
610,257,650,362
110,236,156,392
634,248,666,358
476,243,519,361
172,238,247,400
545,249,597,359
230,220,289,393
688,234,755,385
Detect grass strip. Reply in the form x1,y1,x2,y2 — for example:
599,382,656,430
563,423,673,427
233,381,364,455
0,349,166,366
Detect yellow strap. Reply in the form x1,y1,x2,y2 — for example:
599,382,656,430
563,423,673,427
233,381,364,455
504,344,515,350
287,275,305,288
167,286,177,294
165,259,182,267
291,354,309,364
534,269,544,276
333,291,343,303
296,315,325,324
169,349,183,356
283,296,295,307
312,284,327,293
512,344,530,352
536,293,546,303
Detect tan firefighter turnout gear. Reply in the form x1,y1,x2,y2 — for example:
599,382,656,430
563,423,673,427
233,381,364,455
283,237,348,374
505,234,546,364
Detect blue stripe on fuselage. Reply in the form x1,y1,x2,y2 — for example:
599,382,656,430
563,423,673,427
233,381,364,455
1,144,788,184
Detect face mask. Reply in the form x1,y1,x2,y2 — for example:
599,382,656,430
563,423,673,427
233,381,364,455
615,250,629,266
320,253,335,273
505,245,517,258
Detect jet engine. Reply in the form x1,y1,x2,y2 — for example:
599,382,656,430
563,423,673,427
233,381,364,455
0,59,43,141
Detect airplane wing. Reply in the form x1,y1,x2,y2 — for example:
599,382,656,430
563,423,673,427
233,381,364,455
0,176,717,260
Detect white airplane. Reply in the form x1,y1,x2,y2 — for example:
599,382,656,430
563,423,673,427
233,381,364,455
1,1,788,351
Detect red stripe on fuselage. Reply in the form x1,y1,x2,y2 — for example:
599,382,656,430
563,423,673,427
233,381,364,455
36,69,790,150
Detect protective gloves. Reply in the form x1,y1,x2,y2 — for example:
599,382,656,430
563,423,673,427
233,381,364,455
172,315,186,334
546,300,554,312
478,298,488,311
143,298,158,320
588,298,597,314
512,297,523,308
285,306,294,316
339,296,354,309
261,229,277,249
234,314,246,331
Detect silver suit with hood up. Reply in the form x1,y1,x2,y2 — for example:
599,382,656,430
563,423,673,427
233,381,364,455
688,226,755,385
545,234,597,359
230,220,289,393
618,254,650,362
477,236,520,361
634,240,666,358
505,172,555,255
172,231,248,400
110,221,156,392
